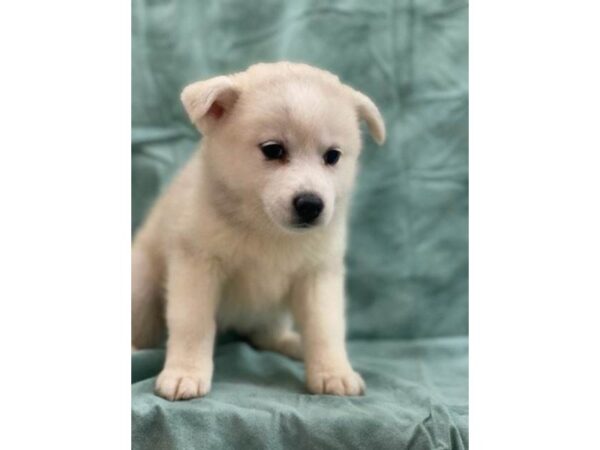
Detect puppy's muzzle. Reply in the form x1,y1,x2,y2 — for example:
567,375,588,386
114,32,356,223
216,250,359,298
293,192,324,227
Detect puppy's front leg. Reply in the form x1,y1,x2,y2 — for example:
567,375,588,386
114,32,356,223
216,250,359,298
155,254,222,401
292,267,365,396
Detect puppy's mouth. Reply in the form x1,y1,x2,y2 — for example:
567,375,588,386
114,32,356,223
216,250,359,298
268,216,324,234
264,214,325,234
290,219,321,230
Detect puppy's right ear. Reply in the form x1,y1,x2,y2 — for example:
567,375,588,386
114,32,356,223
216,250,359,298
181,76,240,134
352,90,386,145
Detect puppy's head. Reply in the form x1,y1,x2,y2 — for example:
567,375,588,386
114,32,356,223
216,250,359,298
181,62,385,233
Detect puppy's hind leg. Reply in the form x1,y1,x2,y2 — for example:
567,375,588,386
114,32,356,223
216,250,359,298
249,317,304,360
132,243,165,349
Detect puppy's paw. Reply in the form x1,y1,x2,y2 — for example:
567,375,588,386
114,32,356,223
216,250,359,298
155,368,212,401
306,369,365,396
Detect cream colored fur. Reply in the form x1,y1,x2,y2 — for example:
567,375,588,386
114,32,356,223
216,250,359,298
132,62,385,400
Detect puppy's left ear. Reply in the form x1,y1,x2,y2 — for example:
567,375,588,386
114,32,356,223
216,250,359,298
352,90,386,145
181,76,240,134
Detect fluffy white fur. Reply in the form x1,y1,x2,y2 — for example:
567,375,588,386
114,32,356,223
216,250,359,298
132,62,385,400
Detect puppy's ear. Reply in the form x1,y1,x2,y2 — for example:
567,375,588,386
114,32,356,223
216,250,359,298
352,90,386,145
181,76,240,133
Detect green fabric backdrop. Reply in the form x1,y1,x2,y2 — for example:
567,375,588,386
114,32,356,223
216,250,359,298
132,0,468,448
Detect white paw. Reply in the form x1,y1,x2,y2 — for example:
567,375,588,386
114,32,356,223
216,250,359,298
307,369,366,396
155,368,212,401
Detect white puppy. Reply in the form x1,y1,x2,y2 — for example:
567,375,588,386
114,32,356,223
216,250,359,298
132,62,385,400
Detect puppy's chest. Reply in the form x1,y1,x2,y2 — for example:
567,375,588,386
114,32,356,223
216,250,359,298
209,229,329,330
222,252,302,307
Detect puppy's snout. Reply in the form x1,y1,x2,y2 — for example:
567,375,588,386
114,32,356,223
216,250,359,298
293,192,324,226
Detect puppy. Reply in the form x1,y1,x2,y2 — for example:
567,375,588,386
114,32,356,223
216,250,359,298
132,62,385,400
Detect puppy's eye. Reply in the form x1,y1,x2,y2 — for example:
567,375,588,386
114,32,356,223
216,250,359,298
260,142,286,160
323,148,341,166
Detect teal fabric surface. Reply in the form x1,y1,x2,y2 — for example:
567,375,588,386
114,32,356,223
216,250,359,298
132,0,468,448
133,339,467,449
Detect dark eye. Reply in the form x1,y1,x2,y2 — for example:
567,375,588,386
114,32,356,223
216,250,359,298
260,141,286,160
323,148,341,166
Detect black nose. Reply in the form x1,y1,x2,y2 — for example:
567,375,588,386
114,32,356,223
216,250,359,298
293,193,324,225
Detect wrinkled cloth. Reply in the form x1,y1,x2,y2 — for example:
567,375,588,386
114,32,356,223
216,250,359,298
132,0,468,448
133,339,467,449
